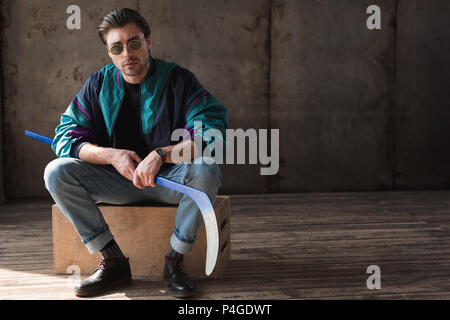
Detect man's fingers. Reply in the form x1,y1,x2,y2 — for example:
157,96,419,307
124,162,136,181
149,174,156,187
140,173,156,188
133,171,145,189
129,152,160,188
139,169,156,188
142,173,153,188
131,152,143,164
127,169,134,181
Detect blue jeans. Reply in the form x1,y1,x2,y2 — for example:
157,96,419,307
43,157,222,255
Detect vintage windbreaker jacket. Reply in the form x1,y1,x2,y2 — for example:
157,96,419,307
52,57,228,159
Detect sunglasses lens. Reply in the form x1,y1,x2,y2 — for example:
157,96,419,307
109,40,142,55
129,40,142,51
110,45,123,55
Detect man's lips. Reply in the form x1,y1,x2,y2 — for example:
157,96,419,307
123,61,137,67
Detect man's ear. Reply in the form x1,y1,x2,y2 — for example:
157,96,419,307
146,36,152,48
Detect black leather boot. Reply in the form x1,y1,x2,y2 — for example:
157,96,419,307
74,256,132,297
164,255,197,298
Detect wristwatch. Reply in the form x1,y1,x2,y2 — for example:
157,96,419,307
155,148,166,163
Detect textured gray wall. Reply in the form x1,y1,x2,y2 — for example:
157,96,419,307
395,1,450,189
1,0,450,198
271,0,396,192
0,7,3,203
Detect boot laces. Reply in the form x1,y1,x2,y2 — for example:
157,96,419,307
95,257,127,271
96,258,108,270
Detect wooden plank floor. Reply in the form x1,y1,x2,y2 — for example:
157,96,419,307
1,191,450,300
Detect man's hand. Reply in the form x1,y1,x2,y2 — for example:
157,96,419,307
133,150,163,189
110,149,143,182
78,141,197,189
78,143,143,183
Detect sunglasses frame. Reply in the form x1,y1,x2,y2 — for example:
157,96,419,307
109,39,144,55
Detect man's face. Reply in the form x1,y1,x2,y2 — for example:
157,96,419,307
105,22,152,79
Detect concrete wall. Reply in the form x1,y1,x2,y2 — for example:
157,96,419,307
1,0,450,198
395,1,450,189
271,0,397,192
0,8,4,203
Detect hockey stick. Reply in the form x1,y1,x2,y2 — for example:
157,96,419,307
25,130,219,276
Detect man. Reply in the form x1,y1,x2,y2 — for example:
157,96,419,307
43,8,228,298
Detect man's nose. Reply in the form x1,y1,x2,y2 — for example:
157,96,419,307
122,46,132,57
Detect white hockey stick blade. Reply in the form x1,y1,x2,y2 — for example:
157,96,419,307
155,176,219,276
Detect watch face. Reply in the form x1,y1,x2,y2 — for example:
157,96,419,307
156,149,165,159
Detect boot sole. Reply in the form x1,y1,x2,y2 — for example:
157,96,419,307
74,277,132,298
164,278,197,298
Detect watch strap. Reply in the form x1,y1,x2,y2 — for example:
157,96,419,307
155,148,166,162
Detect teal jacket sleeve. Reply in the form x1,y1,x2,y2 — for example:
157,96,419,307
183,72,228,158
51,72,100,158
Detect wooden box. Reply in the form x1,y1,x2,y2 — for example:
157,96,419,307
52,196,230,278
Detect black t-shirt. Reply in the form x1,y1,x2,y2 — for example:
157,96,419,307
113,80,149,160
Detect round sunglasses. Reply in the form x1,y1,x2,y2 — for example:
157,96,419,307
109,39,143,55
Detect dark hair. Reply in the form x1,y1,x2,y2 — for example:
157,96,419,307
98,8,151,45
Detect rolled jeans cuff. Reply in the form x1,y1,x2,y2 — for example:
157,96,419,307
83,228,114,254
170,233,194,255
